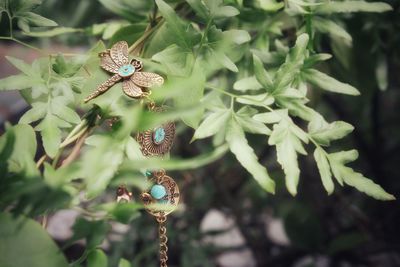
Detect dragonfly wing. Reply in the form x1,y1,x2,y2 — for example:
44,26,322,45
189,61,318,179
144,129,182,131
122,80,143,98
100,53,120,73
110,41,129,67
131,72,164,88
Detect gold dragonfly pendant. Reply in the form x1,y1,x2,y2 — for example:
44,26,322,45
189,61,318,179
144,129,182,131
84,41,164,103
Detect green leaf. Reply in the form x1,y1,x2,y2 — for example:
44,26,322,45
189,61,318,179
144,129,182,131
253,54,273,91
236,93,274,107
233,76,262,91
119,258,132,267
0,124,38,176
81,135,125,198
226,117,275,193
98,0,150,22
303,69,360,95
36,115,62,158
215,52,238,72
313,17,352,43
258,0,284,11
253,109,288,124
24,27,82,37
172,62,206,128
87,249,108,267
6,56,35,76
235,109,271,135
314,147,334,194
332,165,395,200
152,44,195,76
19,12,58,27
0,213,68,267
0,74,35,91
273,34,309,93
192,109,230,141
269,120,307,195
316,1,392,14
51,99,81,124
19,102,47,124
70,218,110,249
187,0,239,20
109,23,147,45
303,53,332,69
156,0,197,50
310,121,354,146
329,149,359,165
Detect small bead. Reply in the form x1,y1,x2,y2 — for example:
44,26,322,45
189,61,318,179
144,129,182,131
150,184,167,200
117,64,135,77
153,127,166,145
145,170,153,177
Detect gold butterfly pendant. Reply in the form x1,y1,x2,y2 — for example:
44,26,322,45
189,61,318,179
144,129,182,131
84,41,164,103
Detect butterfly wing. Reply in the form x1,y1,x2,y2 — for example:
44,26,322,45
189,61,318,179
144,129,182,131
100,53,120,73
131,72,164,88
110,41,129,67
122,79,143,98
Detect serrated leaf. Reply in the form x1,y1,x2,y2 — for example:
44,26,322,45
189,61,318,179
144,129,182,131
329,149,359,164
5,56,36,76
303,69,360,95
253,54,273,91
331,164,395,200
273,34,309,93
314,147,334,194
19,102,47,124
51,100,81,124
310,121,354,146
234,111,271,135
192,109,230,141
36,115,61,158
276,136,301,196
226,118,275,193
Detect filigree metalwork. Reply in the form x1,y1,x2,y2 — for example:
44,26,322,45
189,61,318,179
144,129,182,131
84,41,164,103
140,170,180,217
137,107,175,156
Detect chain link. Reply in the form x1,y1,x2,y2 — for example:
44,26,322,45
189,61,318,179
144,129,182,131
157,213,168,267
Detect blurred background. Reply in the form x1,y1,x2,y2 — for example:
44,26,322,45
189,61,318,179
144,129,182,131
1,0,400,267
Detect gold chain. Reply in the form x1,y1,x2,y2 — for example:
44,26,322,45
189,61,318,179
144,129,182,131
157,213,168,267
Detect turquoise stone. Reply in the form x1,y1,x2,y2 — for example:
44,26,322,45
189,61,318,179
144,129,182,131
153,127,166,145
118,64,135,77
145,170,153,178
150,184,167,200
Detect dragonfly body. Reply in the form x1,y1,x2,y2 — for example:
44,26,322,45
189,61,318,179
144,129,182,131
84,41,164,103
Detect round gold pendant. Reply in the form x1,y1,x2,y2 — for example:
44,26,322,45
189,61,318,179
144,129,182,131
141,171,180,217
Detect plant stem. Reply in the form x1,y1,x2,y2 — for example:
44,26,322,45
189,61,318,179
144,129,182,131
61,130,90,167
128,18,164,55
